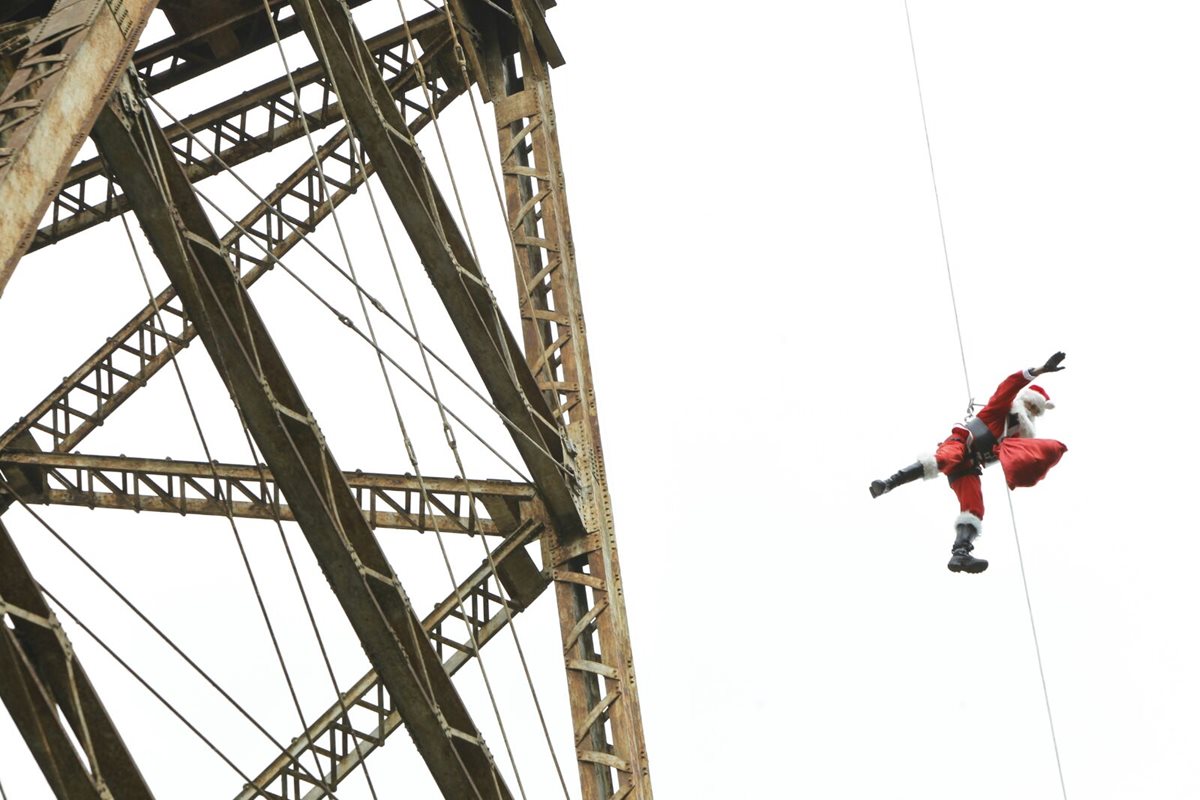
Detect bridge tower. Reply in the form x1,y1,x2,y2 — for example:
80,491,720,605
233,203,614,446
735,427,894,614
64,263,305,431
0,2,651,798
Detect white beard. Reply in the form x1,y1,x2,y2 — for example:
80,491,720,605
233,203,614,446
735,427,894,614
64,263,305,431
1008,406,1037,438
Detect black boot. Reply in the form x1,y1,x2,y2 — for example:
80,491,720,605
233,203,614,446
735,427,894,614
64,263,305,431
869,462,925,499
947,523,988,573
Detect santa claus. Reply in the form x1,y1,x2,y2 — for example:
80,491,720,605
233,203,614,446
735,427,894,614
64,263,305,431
869,351,1068,573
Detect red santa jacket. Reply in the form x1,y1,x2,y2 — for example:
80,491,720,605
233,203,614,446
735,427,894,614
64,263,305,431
952,368,1067,489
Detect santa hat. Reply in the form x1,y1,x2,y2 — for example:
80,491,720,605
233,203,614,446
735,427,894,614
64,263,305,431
1017,385,1055,413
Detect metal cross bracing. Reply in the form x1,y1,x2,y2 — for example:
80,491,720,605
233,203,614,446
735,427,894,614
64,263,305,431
0,19,459,458
0,2,653,799
32,10,455,251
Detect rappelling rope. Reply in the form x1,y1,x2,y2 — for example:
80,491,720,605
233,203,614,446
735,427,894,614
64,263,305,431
1005,489,1070,799
902,0,972,406
902,4,1068,798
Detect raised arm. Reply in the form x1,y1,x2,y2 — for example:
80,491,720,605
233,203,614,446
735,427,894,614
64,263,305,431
976,352,1066,432
1031,351,1067,377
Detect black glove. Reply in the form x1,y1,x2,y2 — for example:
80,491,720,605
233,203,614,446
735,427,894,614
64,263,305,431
1040,351,1066,373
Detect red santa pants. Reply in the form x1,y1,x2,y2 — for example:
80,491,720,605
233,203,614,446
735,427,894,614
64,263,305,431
935,432,1068,520
935,436,985,518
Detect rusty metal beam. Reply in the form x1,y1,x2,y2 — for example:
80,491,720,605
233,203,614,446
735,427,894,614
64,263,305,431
133,0,375,94
0,58,459,459
0,451,535,535
290,0,583,540
0,0,156,298
240,516,549,800
0,518,156,799
462,2,655,796
91,74,514,800
34,14,456,250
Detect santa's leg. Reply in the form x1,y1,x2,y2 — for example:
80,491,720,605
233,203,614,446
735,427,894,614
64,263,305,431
869,454,939,498
946,470,988,574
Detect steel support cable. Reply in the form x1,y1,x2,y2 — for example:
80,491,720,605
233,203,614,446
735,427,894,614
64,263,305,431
0,484,334,797
0,560,108,790
345,4,566,793
122,189,383,800
39,588,277,798
434,4,588,493
230,406,387,800
326,0,571,464
418,4,586,794
268,7,527,797
256,10,504,798
315,2,573,792
140,43,572,484
119,205,347,799
144,94,568,485
902,4,1068,798
136,108,536,488
349,4,572,791
2,560,112,791
125,116,345,799
59,614,106,784
184,187,535,485
143,96,549,781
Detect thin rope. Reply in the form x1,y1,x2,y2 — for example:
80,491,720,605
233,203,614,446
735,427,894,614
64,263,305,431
904,5,1067,798
1005,488,1069,799
902,0,972,406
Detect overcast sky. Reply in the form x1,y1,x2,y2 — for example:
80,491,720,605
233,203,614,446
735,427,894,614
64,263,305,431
2,1,1199,798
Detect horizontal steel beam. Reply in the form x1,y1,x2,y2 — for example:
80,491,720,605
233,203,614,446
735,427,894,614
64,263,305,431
0,451,535,535
239,517,549,800
34,14,454,250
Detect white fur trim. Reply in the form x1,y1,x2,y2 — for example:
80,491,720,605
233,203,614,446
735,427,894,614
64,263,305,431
955,511,983,534
1010,388,1050,438
918,453,939,480
1018,387,1048,414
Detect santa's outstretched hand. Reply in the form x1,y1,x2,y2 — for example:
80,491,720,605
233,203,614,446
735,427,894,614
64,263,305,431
1034,351,1066,376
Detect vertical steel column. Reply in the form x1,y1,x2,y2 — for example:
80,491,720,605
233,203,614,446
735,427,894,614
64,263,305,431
482,4,654,798
0,0,156,296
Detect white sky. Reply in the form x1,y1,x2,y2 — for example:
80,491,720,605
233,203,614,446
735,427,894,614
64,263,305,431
2,1,1199,798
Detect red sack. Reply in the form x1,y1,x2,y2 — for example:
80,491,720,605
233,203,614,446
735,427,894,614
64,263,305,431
997,438,1068,489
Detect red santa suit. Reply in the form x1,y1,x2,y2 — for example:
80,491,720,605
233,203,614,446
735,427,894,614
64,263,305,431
918,368,1067,531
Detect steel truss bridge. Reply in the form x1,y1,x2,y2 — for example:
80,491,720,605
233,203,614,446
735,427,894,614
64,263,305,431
0,1,651,798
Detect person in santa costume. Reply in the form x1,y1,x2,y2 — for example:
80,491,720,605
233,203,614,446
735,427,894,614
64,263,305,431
869,351,1068,573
